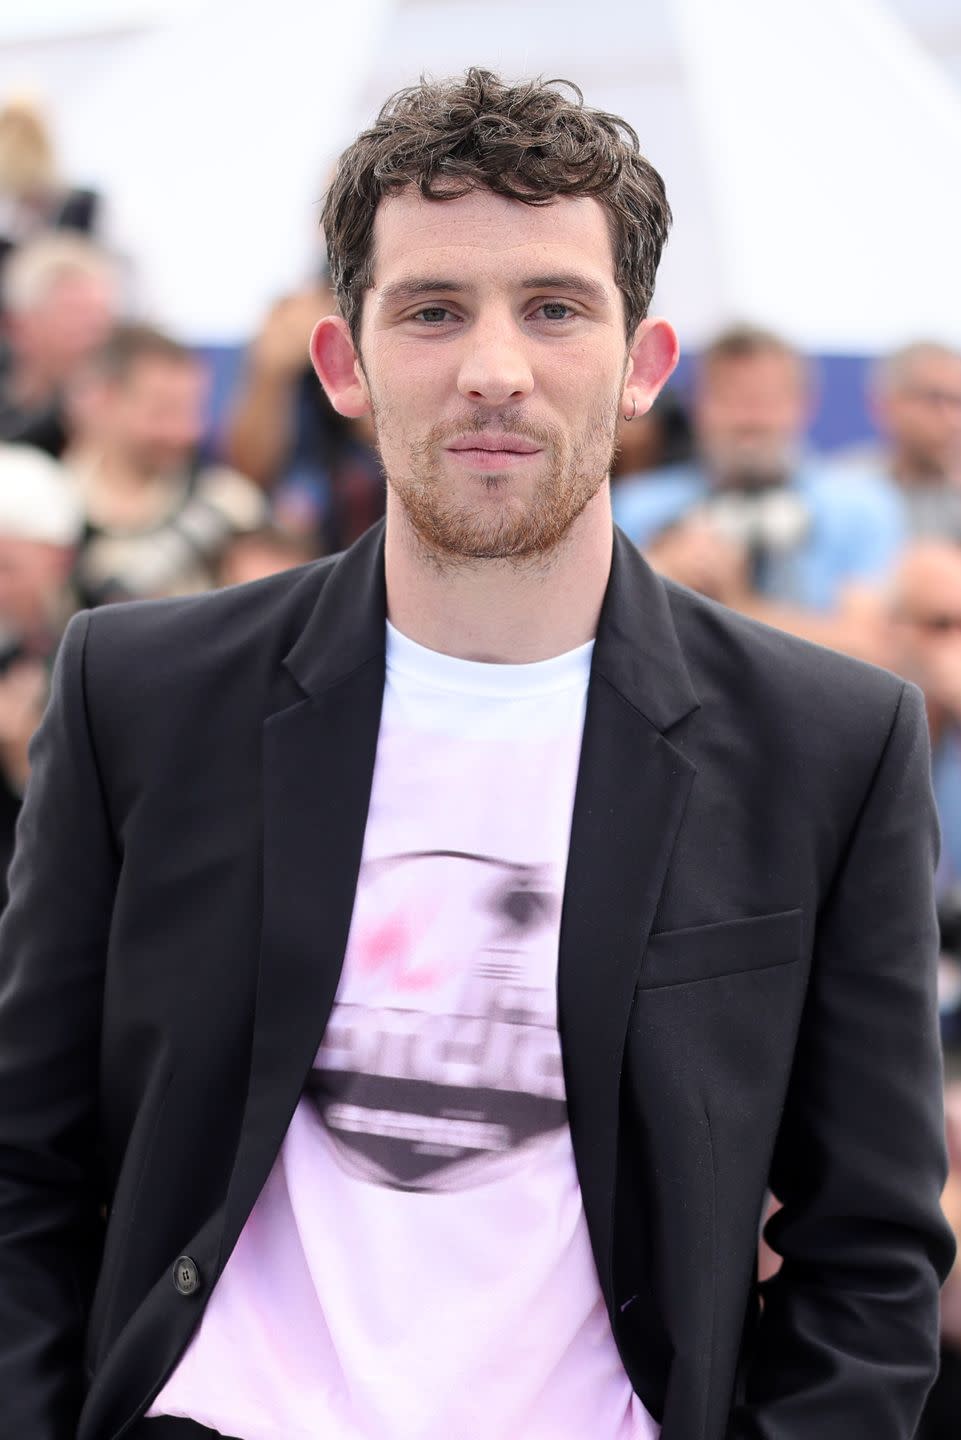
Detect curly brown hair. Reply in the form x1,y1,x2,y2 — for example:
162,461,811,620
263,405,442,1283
321,68,671,344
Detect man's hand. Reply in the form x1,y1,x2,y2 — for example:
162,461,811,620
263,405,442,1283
644,515,750,604
249,289,331,381
225,285,335,486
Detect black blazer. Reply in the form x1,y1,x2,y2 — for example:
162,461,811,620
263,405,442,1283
0,522,953,1440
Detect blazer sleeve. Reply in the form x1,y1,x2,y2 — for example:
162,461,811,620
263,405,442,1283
0,611,120,1438
729,680,956,1439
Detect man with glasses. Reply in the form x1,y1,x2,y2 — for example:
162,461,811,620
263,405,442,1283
867,341,961,538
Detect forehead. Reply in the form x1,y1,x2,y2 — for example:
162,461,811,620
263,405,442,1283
701,350,805,396
121,354,202,391
369,187,617,291
903,351,961,389
45,270,112,305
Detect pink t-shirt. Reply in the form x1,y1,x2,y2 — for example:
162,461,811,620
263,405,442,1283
150,623,658,1440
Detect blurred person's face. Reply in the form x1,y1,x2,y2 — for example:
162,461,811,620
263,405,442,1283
0,535,70,635
105,356,207,476
310,187,677,561
877,352,961,482
891,544,961,698
696,350,810,488
10,271,116,381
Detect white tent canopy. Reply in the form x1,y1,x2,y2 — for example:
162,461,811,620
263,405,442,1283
0,0,959,351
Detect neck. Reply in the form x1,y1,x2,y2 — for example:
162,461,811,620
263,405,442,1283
384,486,613,662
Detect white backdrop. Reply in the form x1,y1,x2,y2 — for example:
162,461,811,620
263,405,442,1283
1,0,959,351
0,0,390,338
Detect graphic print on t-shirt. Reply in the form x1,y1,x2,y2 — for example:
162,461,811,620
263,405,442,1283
308,846,568,1192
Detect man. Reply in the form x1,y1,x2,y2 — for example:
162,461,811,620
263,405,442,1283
0,442,81,906
613,326,905,660
0,231,119,456
0,68,952,1440
865,341,961,538
62,322,266,604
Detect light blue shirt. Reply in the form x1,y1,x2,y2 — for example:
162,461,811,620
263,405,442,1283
611,459,906,612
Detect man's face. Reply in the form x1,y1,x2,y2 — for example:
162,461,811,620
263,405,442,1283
696,351,809,488
892,544,961,698
354,188,633,560
11,272,116,380
0,535,68,634
879,352,961,481
105,356,206,476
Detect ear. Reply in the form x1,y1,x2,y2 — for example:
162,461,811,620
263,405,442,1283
622,317,680,419
309,314,371,419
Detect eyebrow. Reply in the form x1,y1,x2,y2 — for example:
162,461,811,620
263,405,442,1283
376,273,611,309
521,275,610,306
376,278,462,308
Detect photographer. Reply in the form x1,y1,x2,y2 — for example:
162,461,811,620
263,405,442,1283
63,323,266,605
613,325,905,661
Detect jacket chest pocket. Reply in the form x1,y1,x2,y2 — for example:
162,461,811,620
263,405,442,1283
638,907,804,990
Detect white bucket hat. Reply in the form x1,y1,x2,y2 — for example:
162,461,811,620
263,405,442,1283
0,444,84,547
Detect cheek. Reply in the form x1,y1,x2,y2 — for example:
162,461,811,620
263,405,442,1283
555,349,621,399
368,341,445,402
369,409,419,474
370,363,449,446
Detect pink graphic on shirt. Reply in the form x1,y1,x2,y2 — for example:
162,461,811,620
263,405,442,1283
354,902,447,992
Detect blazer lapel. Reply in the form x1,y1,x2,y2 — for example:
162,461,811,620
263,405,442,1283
221,524,388,1261
558,530,699,1313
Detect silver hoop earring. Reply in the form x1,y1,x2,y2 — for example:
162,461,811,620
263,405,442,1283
624,396,637,422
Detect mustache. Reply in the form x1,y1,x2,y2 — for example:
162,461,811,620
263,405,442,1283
420,411,557,450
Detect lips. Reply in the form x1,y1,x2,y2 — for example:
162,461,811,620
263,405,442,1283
444,436,544,474
446,432,542,456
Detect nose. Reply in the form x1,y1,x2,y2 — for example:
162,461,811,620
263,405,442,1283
456,313,534,407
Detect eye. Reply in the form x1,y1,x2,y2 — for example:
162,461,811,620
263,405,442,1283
533,301,576,322
412,306,455,325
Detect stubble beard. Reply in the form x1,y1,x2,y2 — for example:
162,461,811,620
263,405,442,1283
376,400,620,567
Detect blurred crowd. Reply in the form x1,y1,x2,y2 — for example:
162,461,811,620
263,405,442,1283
0,96,385,898
2,93,961,1436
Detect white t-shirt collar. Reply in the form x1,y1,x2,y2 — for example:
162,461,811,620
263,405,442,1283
385,620,594,698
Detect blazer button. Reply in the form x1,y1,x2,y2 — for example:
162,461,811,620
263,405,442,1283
173,1254,202,1297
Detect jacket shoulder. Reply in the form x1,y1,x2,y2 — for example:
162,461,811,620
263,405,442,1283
662,577,907,737
80,556,337,685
